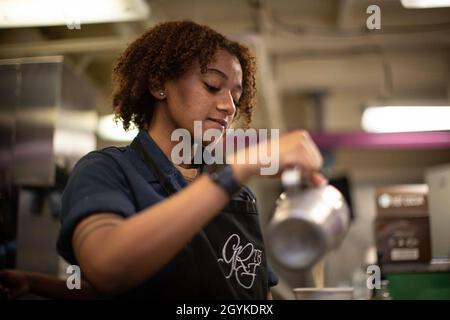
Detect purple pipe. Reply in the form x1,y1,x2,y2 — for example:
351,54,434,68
310,131,450,149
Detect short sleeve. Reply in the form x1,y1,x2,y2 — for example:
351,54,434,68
57,151,136,264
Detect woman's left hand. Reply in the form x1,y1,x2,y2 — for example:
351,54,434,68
0,269,30,300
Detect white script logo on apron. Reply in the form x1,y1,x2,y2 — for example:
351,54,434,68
217,233,262,289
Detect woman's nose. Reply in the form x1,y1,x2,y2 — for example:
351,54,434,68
216,92,236,116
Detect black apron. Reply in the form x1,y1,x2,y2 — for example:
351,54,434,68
123,138,269,300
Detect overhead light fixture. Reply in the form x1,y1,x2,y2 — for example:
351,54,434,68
401,0,450,8
362,106,450,133
0,0,150,28
97,114,138,142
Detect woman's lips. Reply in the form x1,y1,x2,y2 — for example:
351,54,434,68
207,118,227,128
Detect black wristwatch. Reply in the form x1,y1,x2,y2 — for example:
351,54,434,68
207,164,242,197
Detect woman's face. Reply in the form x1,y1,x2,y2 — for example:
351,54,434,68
163,49,243,144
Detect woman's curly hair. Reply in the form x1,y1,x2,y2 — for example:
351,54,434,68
112,20,257,131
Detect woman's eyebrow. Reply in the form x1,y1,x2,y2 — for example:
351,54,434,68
206,68,243,92
206,68,228,79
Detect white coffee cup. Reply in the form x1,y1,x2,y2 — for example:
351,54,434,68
293,287,354,300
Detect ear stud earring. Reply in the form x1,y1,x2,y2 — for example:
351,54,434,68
159,91,165,96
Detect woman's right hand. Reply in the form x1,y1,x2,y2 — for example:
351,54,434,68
0,269,30,300
231,130,326,185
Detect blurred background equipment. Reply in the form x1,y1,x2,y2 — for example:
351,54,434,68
425,163,450,259
0,56,98,276
374,183,450,299
374,184,431,265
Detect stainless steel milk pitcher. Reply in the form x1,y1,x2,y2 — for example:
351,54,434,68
267,167,351,270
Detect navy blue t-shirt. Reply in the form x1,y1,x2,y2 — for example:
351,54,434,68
57,130,278,298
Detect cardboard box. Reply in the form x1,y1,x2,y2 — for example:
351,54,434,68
374,185,432,264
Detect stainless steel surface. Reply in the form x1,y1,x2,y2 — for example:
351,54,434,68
0,56,98,274
15,188,61,274
13,57,61,186
0,56,97,187
0,63,17,190
267,168,351,270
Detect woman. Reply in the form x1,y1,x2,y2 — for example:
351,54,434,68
2,20,325,300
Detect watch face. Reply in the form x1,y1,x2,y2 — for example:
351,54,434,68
207,164,241,197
